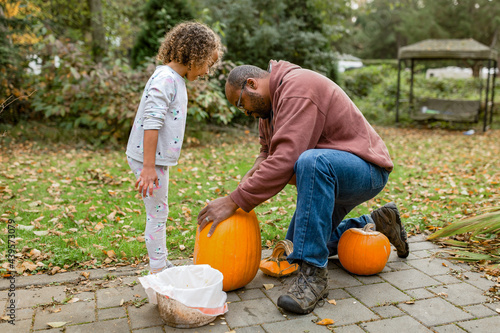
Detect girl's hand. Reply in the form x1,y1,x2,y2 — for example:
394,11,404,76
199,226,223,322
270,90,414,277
136,166,159,197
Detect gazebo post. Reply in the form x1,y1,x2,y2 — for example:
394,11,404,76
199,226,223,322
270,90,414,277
490,60,497,126
409,59,415,113
396,59,402,123
483,59,492,132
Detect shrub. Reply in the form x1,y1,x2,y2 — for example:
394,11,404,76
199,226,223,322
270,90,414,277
15,36,238,144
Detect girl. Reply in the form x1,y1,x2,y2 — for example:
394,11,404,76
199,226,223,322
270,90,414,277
126,21,223,274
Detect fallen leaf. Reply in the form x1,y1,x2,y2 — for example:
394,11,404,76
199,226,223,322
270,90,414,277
107,211,117,221
17,225,34,231
263,284,274,290
496,308,500,314
49,308,61,313
437,292,448,297
28,201,42,207
30,249,41,257
404,301,415,304
327,299,337,305
442,263,448,267
33,230,49,236
316,318,334,325
120,299,124,306
81,272,90,279
95,222,104,231
47,322,67,328
22,261,38,271
67,298,79,304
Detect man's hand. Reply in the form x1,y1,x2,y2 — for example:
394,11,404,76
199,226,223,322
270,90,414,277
135,166,158,197
197,196,239,237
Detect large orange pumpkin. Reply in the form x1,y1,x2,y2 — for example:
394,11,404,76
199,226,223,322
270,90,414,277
337,223,391,276
194,209,261,291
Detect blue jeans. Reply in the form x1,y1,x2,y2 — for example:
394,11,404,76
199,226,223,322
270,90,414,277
285,149,390,268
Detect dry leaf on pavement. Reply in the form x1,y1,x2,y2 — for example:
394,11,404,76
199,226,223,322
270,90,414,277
47,322,67,328
316,318,334,325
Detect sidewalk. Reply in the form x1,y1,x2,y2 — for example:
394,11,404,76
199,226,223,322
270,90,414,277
1,234,499,333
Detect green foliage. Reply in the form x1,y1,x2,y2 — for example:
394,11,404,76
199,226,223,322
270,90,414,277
12,36,238,144
0,1,35,122
29,0,90,40
27,36,146,144
342,65,386,98
29,0,144,59
342,0,500,60
428,208,500,240
198,0,350,80
130,0,194,68
427,207,500,265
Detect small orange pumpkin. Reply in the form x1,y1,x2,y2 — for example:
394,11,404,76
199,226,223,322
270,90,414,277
194,209,261,291
338,223,391,275
259,239,299,277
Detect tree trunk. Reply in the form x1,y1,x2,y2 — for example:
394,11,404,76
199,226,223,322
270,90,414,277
0,6,9,45
88,0,106,63
471,61,481,78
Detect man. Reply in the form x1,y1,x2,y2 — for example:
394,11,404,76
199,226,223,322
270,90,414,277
197,60,409,314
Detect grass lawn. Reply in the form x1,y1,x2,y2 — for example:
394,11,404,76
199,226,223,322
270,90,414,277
0,123,499,276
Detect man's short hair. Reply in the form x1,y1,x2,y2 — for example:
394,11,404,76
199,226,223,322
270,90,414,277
227,65,268,88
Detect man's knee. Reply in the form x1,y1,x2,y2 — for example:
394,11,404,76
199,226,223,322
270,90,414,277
295,150,329,174
295,150,317,168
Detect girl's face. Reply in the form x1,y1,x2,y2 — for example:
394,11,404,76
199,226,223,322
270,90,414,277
185,49,219,81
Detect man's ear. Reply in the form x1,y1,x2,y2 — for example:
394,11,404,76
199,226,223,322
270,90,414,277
247,78,258,90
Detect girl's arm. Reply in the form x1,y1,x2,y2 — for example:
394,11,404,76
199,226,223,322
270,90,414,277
136,129,159,197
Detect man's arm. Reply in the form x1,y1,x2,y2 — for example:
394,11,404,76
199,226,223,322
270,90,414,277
240,156,266,184
197,146,266,236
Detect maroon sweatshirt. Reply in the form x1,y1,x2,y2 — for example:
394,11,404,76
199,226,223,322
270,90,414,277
230,60,394,212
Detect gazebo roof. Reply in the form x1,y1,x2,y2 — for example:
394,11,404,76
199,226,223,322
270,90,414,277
398,39,498,60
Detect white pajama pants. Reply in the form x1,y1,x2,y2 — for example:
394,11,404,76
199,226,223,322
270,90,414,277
127,156,170,271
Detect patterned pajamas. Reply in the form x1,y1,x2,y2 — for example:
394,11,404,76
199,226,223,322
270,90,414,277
128,157,170,272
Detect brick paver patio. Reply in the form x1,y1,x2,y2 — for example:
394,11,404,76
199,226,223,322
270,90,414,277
1,234,499,332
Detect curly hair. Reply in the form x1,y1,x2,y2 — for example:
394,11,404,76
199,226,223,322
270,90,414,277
157,21,223,70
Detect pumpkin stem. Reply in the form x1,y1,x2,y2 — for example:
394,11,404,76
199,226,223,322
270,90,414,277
362,223,376,232
263,240,295,262
271,239,294,258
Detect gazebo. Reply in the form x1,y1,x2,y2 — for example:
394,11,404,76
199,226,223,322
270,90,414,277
395,39,498,131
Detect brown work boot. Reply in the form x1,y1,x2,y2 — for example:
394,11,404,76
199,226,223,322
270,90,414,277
277,262,328,314
371,202,409,258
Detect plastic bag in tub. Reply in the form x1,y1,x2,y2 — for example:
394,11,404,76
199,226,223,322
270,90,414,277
139,264,228,328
